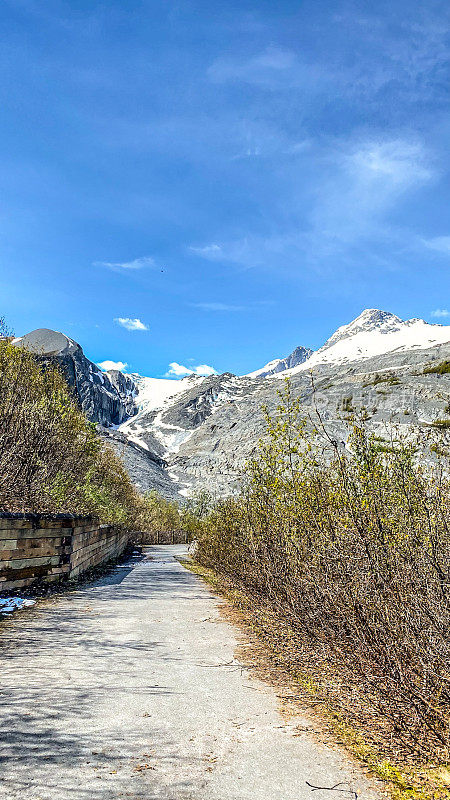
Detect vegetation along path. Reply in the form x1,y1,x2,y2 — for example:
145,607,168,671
0,545,382,800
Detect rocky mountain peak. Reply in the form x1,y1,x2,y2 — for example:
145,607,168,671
12,328,137,427
283,309,450,376
12,328,81,357
323,309,404,349
247,344,312,378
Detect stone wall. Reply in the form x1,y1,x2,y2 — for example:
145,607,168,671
0,513,128,593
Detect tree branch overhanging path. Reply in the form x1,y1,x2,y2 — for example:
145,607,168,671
0,546,382,800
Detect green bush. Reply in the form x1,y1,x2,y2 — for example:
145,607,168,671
423,361,450,374
0,325,150,528
363,372,400,386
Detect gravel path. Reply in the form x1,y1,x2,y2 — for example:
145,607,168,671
0,545,382,800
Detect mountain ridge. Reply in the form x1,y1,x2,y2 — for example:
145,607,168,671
282,309,450,375
10,310,450,500
247,345,313,378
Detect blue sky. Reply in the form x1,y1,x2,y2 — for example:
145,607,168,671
1,0,450,376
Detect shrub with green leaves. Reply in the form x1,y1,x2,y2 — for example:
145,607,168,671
195,379,450,761
0,325,143,526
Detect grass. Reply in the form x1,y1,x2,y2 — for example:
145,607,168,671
183,557,450,800
431,419,450,429
342,396,355,412
424,362,450,375
363,373,401,387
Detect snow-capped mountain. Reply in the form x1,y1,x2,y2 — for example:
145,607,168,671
12,309,450,500
246,309,450,381
282,309,450,376
247,345,313,378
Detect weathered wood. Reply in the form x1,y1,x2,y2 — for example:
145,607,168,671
0,513,129,592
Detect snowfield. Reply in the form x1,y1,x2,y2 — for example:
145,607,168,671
280,310,450,377
118,374,205,456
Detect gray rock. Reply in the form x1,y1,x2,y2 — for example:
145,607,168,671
12,328,138,427
123,342,450,498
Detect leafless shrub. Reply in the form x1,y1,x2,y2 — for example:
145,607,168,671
195,380,450,761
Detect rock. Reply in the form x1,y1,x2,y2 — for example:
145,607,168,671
247,345,313,378
119,341,450,498
12,328,138,427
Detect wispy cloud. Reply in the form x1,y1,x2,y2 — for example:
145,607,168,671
188,237,261,268
165,362,218,378
347,139,431,187
191,300,273,311
208,46,296,85
191,302,245,311
423,236,450,254
189,243,223,258
311,138,433,244
207,46,330,93
98,359,128,371
114,317,149,331
189,135,434,272
95,256,157,271
431,309,450,318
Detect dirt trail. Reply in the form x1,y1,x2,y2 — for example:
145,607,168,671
0,545,382,800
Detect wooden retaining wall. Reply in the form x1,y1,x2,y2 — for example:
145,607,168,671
0,513,128,593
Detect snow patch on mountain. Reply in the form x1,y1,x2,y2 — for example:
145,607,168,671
128,374,204,414
282,309,450,376
118,374,205,456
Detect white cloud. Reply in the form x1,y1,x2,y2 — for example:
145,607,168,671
193,364,218,375
189,136,434,272
306,137,433,253
165,362,218,378
189,237,259,267
189,243,223,258
423,236,450,254
98,360,128,372
95,256,156,271
114,317,149,331
348,140,431,187
431,309,450,318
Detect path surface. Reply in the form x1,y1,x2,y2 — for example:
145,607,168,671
0,546,382,800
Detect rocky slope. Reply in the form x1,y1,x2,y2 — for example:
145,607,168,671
166,340,450,496
113,310,450,498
